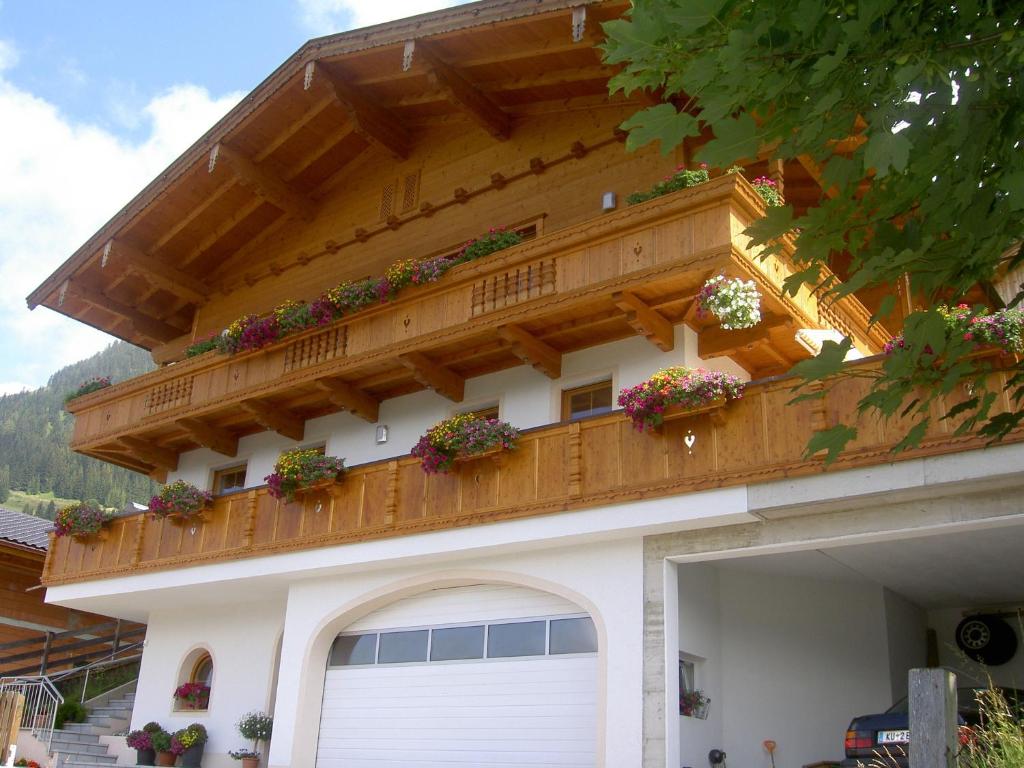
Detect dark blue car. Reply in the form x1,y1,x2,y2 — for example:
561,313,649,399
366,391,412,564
840,687,1023,767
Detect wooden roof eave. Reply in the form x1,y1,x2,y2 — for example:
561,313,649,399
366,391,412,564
25,0,622,319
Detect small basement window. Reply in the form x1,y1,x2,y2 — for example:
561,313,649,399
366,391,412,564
212,464,247,495
561,379,613,421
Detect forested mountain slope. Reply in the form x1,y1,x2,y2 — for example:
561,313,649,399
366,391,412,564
0,342,157,516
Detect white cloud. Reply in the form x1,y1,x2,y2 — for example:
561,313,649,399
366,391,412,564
0,39,18,71
296,0,469,34
0,73,243,389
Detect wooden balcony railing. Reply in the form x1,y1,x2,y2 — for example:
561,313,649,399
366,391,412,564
64,175,886,478
44,361,1022,586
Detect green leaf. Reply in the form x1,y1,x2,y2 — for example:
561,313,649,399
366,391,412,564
864,130,911,178
663,0,728,35
789,338,853,382
891,418,929,454
810,43,849,86
699,112,761,165
804,424,858,464
1002,171,1024,211
620,104,699,154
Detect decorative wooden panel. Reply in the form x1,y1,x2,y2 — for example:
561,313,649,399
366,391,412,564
283,326,346,372
44,363,1023,587
145,376,194,414
470,259,556,316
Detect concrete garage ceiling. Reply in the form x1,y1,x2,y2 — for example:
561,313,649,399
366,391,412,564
714,523,1024,609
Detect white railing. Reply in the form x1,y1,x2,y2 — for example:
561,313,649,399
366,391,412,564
0,676,63,753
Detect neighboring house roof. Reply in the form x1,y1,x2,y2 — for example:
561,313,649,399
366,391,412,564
0,507,52,551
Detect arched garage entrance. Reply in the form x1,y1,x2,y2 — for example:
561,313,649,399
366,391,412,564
314,582,599,767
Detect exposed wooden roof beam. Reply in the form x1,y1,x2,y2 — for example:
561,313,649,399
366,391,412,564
286,124,357,180
119,436,179,472
181,198,267,268
209,143,315,222
306,61,411,160
614,291,674,352
255,94,336,162
101,239,210,305
497,324,561,379
412,40,511,140
398,352,464,402
240,398,305,441
176,418,239,457
314,378,380,423
697,315,793,359
61,280,185,343
91,448,157,477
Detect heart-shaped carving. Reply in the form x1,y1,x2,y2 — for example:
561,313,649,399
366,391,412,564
684,431,697,453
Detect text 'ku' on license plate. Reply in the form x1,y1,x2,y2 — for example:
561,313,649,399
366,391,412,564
878,730,910,744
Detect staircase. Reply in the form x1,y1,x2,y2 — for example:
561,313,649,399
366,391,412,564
50,691,134,767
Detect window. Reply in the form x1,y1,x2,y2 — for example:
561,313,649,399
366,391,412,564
212,464,247,495
462,404,499,421
430,626,485,661
378,630,429,663
549,617,597,654
191,653,214,686
487,621,546,658
330,634,377,666
561,379,613,421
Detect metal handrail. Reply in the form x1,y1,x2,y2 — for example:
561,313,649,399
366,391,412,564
0,676,63,752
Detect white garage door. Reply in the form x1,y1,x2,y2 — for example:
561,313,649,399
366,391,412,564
315,585,598,768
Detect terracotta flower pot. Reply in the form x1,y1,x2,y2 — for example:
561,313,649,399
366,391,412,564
156,750,177,766
241,757,260,768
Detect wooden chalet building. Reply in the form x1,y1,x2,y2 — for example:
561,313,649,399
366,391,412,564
27,2,1024,767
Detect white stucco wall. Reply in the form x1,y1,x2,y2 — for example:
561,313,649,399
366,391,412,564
883,588,928,701
928,607,1024,689
169,324,750,491
268,537,645,768
131,602,285,768
709,570,892,768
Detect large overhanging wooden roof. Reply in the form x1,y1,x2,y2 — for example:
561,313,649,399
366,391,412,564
26,0,634,350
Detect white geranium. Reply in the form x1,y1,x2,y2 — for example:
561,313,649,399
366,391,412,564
697,275,762,330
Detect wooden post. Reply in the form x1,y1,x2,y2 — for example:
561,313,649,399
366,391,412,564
909,668,957,768
112,619,122,655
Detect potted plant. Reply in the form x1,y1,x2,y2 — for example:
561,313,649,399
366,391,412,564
265,448,347,502
53,502,109,542
150,728,176,767
681,689,710,719
618,367,745,432
696,275,762,330
230,711,273,768
411,414,520,474
172,722,208,768
64,375,111,404
149,480,214,523
173,681,211,710
126,727,156,766
884,304,1024,358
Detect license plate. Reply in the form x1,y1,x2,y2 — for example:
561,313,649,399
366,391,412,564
878,730,910,744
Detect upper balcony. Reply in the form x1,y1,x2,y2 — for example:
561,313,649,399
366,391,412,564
64,176,887,478
44,357,1023,587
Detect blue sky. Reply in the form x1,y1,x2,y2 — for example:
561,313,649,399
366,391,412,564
0,0,467,393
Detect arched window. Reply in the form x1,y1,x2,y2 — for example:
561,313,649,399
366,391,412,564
191,653,213,686
174,648,213,712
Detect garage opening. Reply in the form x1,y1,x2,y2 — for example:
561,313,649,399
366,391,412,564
671,523,1024,768
314,583,599,768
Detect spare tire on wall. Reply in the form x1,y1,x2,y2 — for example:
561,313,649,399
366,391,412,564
955,615,1018,666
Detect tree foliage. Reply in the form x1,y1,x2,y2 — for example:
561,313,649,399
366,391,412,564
603,0,1024,459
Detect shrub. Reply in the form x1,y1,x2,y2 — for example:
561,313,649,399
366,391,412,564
627,164,710,205
64,376,111,403
54,700,87,729
150,729,172,753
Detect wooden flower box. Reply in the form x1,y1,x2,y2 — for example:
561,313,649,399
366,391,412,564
71,528,109,544
292,476,343,499
164,508,212,526
453,445,509,469
652,398,728,434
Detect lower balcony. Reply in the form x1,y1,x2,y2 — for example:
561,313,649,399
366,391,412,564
43,360,1023,586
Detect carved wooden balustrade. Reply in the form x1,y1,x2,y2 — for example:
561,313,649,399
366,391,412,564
44,361,1022,586
64,175,886,478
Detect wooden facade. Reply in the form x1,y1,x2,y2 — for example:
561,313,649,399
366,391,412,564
44,361,1023,586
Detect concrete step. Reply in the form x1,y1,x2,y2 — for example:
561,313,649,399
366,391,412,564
57,757,119,767
84,714,129,729
57,723,108,736
89,705,132,717
50,730,101,745
50,740,108,757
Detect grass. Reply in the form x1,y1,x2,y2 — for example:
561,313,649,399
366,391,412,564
960,688,1024,768
4,490,80,518
57,660,140,704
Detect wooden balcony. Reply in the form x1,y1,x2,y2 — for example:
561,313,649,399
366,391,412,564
44,360,1023,586
65,175,887,478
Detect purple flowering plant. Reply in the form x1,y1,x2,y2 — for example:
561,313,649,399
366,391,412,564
148,480,213,520
265,448,346,502
126,730,153,751
412,413,520,474
53,502,108,538
884,304,1024,356
618,366,745,432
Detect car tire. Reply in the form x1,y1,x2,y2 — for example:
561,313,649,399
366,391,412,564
956,615,1018,666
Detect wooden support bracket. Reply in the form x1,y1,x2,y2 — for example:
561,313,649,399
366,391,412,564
414,40,511,140
102,239,210,305
497,324,561,379
176,417,239,457
240,399,305,441
306,61,411,159
398,352,465,402
209,143,315,221
697,315,793,359
315,378,380,423
119,436,179,472
614,291,674,351
64,281,185,343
